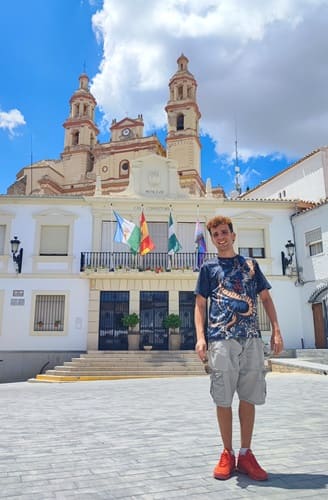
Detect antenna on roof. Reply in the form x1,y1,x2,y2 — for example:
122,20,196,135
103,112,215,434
234,120,241,195
30,134,33,195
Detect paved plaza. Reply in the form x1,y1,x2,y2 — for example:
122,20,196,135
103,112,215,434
0,373,327,499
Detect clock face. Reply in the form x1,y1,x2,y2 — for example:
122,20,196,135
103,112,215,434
122,128,131,137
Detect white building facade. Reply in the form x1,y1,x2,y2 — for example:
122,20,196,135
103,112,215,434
291,201,328,349
1,54,326,382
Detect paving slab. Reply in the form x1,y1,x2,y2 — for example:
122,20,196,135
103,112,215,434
0,373,327,499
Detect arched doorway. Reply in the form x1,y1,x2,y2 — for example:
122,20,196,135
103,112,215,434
309,285,328,348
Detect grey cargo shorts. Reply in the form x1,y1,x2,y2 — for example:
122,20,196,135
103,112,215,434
208,338,266,407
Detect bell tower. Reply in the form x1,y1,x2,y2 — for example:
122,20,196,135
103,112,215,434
61,73,99,184
63,73,99,150
165,54,201,174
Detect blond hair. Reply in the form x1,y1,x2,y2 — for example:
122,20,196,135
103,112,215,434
206,215,234,234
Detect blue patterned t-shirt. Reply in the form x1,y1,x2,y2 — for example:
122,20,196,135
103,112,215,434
194,255,271,341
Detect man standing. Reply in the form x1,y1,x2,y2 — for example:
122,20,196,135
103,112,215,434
194,215,283,481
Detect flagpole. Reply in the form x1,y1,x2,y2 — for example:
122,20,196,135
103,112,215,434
168,204,172,271
139,204,143,270
109,203,114,271
194,204,200,270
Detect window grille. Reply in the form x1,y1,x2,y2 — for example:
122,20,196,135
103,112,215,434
34,295,65,331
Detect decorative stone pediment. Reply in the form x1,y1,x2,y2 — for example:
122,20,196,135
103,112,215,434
122,154,188,199
233,211,272,223
33,208,77,218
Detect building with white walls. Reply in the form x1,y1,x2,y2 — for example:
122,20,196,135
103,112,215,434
0,54,325,382
241,148,328,203
291,200,328,349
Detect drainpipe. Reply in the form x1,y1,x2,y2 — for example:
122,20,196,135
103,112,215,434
290,208,304,286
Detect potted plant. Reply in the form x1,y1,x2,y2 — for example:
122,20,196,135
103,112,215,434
54,320,61,329
163,313,182,350
122,313,140,350
142,333,152,351
37,320,44,330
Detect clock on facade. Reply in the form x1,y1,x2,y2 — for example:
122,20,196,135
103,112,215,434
122,128,131,137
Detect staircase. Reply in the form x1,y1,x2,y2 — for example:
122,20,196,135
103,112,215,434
30,350,207,382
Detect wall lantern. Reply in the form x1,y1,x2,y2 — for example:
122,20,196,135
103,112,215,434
281,239,295,275
10,236,23,274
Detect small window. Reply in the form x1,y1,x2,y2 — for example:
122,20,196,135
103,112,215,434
239,247,265,258
34,295,65,332
72,131,79,146
120,160,130,176
309,241,323,256
177,85,183,99
305,228,323,256
40,225,69,256
177,114,184,131
238,228,265,259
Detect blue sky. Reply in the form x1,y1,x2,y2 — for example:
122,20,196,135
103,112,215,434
2,0,328,196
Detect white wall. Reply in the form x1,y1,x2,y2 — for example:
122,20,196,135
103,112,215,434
0,278,89,351
243,150,327,202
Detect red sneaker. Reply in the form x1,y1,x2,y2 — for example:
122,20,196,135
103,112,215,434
213,449,235,480
237,449,268,481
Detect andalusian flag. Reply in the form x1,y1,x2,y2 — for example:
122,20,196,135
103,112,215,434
139,211,155,255
113,210,140,254
168,212,182,255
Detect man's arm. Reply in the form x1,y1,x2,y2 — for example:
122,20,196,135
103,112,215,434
259,289,284,355
194,294,207,361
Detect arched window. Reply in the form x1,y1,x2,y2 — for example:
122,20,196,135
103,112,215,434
72,131,79,146
177,114,184,131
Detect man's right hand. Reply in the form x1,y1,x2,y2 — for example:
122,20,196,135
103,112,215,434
195,338,207,362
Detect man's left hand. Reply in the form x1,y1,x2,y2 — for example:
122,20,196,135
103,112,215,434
271,329,284,355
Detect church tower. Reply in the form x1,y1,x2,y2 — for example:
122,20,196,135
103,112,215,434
62,73,99,183
165,54,201,175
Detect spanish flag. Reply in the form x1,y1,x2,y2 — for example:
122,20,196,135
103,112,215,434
139,211,155,255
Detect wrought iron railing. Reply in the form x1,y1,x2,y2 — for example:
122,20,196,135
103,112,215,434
80,251,217,272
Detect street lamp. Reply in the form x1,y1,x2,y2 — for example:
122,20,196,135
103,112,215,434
281,239,295,275
10,236,23,274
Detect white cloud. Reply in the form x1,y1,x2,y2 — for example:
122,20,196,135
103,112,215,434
0,108,26,135
91,0,328,159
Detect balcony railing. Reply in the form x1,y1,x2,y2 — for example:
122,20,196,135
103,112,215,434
80,252,217,272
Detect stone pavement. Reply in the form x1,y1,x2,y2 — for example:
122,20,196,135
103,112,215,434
0,373,327,500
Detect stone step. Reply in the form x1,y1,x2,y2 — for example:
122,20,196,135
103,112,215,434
44,369,205,377
295,349,328,361
46,365,204,373
33,350,206,382
82,351,197,358
63,360,201,367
